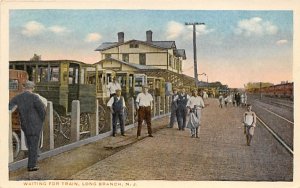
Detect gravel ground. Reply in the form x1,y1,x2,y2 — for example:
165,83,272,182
10,98,293,181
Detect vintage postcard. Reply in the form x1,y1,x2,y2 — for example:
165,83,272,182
1,0,299,188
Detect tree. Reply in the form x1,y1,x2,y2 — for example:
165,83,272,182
30,54,41,61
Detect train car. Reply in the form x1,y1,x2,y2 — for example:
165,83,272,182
251,82,293,100
9,60,99,115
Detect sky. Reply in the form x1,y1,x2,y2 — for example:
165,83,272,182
9,10,293,88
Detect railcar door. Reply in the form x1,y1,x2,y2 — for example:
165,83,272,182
79,66,97,113
67,63,80,113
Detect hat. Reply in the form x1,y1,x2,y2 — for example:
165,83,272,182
115,89,121,92
142,85,149,88
25,81,35,89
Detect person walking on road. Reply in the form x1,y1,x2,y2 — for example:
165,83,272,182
174,87,190,131
186,89,205,138
107,76,121,98
236,92,241,107
243,104,257,146
136,85,154,139
218,93,224,108
9,81,46,171
167,88,178,128
107,89,126,137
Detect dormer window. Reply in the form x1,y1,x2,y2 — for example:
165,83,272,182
129,43,139,48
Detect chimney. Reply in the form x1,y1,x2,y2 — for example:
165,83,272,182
118,32,124,43
146,30,152,42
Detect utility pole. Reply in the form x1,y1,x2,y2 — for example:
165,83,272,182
185,22,205,87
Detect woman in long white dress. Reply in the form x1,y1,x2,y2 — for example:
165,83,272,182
186,90,205,138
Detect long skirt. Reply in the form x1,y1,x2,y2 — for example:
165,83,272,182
186,109,201,129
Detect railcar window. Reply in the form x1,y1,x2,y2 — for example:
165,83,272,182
69,67,79,84
49,67,59,82
69,68,74,84
9,79,19,91
35,66,59,83
80,69,85,84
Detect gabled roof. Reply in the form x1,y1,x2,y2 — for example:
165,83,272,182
151,41,176,49
95,42,118,51
174,49,187,60
95,40,176,52
95,57,160,70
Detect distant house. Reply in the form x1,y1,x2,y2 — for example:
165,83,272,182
95,30,186,74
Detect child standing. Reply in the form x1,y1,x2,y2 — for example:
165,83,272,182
243,104,257,146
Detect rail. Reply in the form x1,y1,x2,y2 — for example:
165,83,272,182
257,116,293,155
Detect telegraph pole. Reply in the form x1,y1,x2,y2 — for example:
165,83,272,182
185,22,205,87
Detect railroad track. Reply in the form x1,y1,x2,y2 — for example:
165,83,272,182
257,115,293,155
249,98,294,155
256,97,293,109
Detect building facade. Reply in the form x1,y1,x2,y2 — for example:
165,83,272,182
95,30,186,74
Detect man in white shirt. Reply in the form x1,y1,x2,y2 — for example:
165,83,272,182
107,76,121,98
107,89,126,137
135,85,153,139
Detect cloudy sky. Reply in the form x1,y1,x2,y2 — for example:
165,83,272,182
9,10,293,88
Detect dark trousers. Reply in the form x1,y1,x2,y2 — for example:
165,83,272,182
176,106,187,130
168,107,177,128
25,134,40,168
137,106,152,136
112,112,125,135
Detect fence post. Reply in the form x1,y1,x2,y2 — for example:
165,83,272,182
164,96,167,114
70,100,80,142
169,96,172,113
158,96,161,116
163,96,167,114
152,96,156,117
96,99,99,135
90,100,98,136
9,110,13,163
131,98,135,125
43,101,54,150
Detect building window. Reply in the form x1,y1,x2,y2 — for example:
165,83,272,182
130,43,139,48
105,54,111,59
122,54,129,62
139,53,146,65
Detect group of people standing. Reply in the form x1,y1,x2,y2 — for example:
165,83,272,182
218,92,247,108
106,76,154,139
168,87,205,138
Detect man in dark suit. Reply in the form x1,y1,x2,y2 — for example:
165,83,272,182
9,81,46,171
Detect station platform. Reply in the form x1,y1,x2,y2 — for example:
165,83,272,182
10,98,293,181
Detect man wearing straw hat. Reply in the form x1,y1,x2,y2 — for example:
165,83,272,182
9,81,46,171
135,85,153,139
